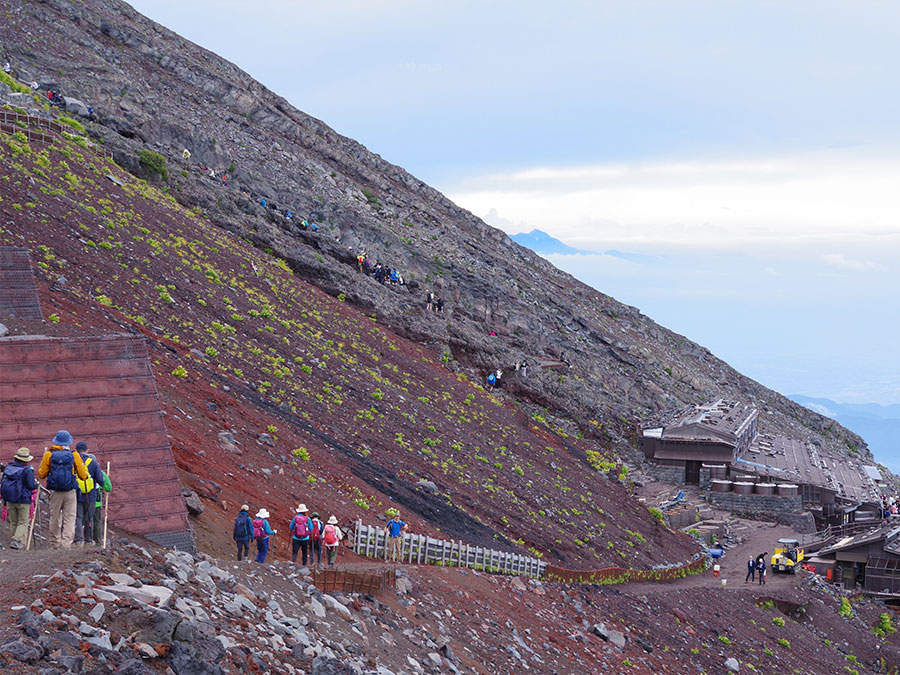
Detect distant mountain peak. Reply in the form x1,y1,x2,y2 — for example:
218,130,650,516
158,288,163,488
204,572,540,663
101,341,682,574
510,229,594,255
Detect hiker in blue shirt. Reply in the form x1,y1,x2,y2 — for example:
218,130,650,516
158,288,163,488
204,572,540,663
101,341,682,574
386,513,408,562
233,504,253,561
1,447,39,549
290,503,313,566
252,508,276,563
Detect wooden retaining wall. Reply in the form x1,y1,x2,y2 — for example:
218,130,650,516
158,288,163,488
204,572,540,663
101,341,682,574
543,556,708,585
311,568,395,595
353,521,547,577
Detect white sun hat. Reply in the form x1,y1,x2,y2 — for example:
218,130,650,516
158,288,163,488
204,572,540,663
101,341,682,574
256,508,270,519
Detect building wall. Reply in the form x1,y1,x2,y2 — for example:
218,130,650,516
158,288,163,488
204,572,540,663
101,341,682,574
646,462,686,485
708,492,815,532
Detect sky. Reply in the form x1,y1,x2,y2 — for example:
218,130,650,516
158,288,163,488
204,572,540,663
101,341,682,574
128,0,900,406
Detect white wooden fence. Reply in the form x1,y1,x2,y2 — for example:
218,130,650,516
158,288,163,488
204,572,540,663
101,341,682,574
352,521,547,578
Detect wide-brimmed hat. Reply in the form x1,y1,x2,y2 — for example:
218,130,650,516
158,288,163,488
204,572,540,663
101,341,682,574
296,503,308,513
14,447,33,462
256,509,270,519
52,430,73,446
327,515,338,525
241,504,249,512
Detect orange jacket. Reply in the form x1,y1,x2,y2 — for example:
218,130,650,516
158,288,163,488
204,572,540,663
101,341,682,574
38,445,88,483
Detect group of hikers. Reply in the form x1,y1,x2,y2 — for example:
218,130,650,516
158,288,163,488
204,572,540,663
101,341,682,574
357,252,404,286
233,506,410,568
0,431,112,551
233,502,345,566
424,290,444,312
486,359,532,390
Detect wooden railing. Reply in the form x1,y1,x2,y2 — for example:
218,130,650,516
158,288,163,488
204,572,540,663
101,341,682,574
352,521,547,577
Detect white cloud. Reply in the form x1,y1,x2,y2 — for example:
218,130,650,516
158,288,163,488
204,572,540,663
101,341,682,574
445,152,900,253
821,253,886,272
761,267,780,277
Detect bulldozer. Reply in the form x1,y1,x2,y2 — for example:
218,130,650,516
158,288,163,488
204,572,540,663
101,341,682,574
771,538,804,574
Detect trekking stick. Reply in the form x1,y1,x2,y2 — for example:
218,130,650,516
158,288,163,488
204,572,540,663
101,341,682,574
25,489,38,551
102,461,110,549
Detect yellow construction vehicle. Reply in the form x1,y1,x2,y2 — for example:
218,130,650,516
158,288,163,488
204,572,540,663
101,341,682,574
771,538,804,574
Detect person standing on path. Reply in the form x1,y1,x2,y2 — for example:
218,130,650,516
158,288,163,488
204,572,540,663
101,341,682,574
290,503,313,566
253,508,276,563
386,513,408,562
309,512,324,568
233,504,253,561
73,442,104,547
323,516,343,566
757,557,767,585
1,448,39,549
92,468,112,546
38,431,88,549
745,557,756,583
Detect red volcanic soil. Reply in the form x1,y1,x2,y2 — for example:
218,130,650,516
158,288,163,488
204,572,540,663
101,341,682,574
0,127,697,573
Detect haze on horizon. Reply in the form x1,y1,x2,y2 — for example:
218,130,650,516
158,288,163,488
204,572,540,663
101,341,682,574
128,0,900,406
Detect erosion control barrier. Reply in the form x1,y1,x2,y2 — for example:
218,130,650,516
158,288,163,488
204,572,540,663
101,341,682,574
311,568,396,595
543,555,708,585
353,521,547,577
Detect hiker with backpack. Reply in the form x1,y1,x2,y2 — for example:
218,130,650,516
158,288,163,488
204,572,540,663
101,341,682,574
309,511,324,568
386,512,408,562
289,503,313,566
323,516,343,566
252,508,277,563
38,431,88,550
233,504,253,561
92,467,112,546
73,441,105,547
1,448,39,550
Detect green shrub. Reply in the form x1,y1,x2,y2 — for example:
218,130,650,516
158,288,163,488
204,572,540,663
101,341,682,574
171,366,188,378
772,617,785,627
292,447,310,461
138,149,168,181
839,597,852,618
59,116,85,134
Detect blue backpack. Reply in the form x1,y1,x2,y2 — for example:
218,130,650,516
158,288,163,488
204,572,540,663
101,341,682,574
1,464,32,503
47,450,76,491
233,513,251,541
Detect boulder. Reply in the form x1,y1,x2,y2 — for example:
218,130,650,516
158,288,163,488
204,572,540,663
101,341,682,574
62,96,90,117
725,657,740,672
0,322,8,337
416,479,438,494
181,489,204,516
0,638,42,663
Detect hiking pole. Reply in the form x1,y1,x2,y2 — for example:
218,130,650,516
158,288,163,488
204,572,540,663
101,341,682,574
102,461,110,549
25,489,38,551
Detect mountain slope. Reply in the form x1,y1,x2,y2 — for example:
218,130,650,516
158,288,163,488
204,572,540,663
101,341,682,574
0,0,871,473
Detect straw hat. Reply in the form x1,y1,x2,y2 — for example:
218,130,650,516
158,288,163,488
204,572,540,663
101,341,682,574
14,447,34,462
296,503,308,513
256,509,270,519
327,515,338,525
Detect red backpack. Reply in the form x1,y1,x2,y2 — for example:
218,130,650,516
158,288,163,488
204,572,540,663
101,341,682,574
323,524,338,546
252,518,265,539
310,518,322,541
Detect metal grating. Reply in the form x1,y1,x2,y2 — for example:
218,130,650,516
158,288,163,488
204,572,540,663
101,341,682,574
0,246,42,320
